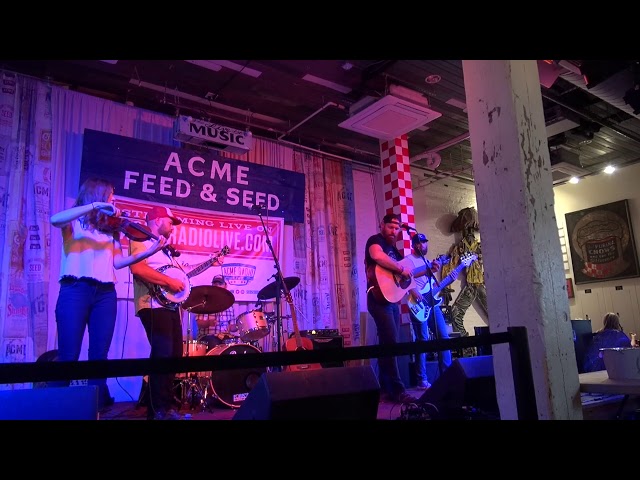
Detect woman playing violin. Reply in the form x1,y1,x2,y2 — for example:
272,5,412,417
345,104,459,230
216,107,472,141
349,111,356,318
49,177,167,410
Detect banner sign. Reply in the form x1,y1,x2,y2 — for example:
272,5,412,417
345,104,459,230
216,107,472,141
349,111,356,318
114,198,284,302
174,115,253,154
81,129,305,223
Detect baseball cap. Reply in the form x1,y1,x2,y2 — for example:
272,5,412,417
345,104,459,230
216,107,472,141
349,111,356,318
211,274,226,285
146,206,182,225
411,233,428,245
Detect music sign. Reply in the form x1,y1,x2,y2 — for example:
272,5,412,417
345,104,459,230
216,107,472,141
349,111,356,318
81,129,305,223
114,198,284,302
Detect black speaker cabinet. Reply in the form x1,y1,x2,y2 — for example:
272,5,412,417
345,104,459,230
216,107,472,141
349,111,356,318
419,355,498,419
0,386,99,420
232,365,380,420
290,330,344,368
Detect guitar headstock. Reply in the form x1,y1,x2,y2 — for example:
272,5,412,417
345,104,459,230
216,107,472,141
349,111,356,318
461,253,478,266
220,245,230,256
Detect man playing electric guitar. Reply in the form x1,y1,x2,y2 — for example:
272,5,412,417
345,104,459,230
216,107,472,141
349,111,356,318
405,233,457,386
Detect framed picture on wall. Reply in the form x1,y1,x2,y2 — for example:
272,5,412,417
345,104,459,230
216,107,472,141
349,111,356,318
566,278,575,299
565,199,640,285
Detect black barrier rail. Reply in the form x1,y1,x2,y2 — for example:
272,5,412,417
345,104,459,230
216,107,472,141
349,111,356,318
0,326,537,419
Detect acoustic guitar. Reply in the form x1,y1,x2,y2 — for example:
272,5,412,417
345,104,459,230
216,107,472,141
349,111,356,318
283,286,321,371
366,254,450,304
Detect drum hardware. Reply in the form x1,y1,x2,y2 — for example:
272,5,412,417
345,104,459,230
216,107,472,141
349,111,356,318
257,276,300,301
182,285,235,315
253,206,300,368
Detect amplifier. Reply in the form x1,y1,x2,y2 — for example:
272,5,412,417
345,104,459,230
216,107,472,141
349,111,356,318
300,329,340,337
289,330,344,368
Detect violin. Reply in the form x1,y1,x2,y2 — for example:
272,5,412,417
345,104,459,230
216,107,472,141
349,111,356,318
102,215,181,257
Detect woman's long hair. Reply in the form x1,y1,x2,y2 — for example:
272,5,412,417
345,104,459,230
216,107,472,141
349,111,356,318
73,177,114,232
600,312,623,332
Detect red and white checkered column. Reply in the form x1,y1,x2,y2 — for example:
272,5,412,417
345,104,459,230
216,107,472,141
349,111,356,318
380,134,414,323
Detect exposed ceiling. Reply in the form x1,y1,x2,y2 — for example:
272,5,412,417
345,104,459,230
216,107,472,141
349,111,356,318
3,59,640,187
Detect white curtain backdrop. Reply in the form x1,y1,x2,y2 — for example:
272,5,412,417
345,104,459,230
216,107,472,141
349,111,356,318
0,71,378,403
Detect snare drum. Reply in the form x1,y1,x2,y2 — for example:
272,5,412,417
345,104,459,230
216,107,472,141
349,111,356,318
177,340,208,378
235,310,269,342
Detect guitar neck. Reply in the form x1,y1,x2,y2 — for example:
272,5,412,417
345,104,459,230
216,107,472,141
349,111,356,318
186,246,229,279
432,256,476,295
286,293,303,349
187,256,218,279
432,263,465,295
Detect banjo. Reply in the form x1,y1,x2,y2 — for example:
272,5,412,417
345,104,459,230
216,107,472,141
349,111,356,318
152,245,230,309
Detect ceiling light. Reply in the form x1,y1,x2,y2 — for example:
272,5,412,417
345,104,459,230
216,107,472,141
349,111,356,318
302,74,352,94
185,60,222,72
568,177,580,184
209,60,262,78
604,165,616,174
425,74,441,84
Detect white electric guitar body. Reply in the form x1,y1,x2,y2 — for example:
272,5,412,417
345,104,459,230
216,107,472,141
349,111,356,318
153,246,230,309
407,253,477,322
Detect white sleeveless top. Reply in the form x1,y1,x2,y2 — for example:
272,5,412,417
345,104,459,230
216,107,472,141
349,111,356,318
59,219,117,283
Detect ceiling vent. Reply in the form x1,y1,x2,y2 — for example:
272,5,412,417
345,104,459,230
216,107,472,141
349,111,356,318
339,85,442,140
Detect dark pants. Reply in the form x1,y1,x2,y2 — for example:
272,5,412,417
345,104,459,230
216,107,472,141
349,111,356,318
451,283,488,336
367,291,406,398
54,277,117,408
139,307,183,415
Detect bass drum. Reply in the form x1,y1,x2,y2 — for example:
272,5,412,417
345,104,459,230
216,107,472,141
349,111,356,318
206,343,265,408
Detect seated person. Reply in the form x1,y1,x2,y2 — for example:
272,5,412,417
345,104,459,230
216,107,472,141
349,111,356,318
582,312,631,373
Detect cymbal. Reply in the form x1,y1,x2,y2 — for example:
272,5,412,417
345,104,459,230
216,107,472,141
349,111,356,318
257,276,300,300
182,286,235,314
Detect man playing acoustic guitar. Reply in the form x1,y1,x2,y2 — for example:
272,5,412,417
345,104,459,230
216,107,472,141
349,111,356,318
364,213,418,405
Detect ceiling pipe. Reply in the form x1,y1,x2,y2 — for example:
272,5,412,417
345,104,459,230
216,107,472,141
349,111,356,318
558,68,639,120
277,101,344,140
541,89,640,146
159,98,379,171
410,132,471,164
129,79,286,126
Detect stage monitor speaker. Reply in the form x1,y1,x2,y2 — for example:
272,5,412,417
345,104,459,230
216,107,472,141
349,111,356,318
0,385,99,420
232,365,380,420
418,355,498,419
290,330,344,368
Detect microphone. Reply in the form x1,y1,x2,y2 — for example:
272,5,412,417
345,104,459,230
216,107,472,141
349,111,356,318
251,203,265,211
400,223,417,232
164,245,181,257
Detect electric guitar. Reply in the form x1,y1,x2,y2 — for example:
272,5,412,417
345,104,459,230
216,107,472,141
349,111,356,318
367,254,450,304
283,283,322,371
152,245,230,309
407,253,478,322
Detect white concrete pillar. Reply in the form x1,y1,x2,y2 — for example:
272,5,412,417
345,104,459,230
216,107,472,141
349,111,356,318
462,60,582,419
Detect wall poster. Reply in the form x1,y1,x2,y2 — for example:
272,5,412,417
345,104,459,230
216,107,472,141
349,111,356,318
565,199,640,285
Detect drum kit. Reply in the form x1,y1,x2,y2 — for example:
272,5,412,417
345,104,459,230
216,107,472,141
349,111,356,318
175,275,300,410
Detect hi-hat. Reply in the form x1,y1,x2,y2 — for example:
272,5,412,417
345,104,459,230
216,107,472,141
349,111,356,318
257,276,300,300
182,286,235,314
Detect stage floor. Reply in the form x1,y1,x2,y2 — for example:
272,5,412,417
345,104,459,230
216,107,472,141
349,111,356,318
98,386,426,421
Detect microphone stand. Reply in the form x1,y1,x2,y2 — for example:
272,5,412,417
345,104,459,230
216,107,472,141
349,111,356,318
413,231,445,378
255,208,286,372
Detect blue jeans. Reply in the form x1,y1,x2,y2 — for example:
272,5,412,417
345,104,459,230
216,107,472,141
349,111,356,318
367,292,406,398
54,277,117,406
410,305,452,383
